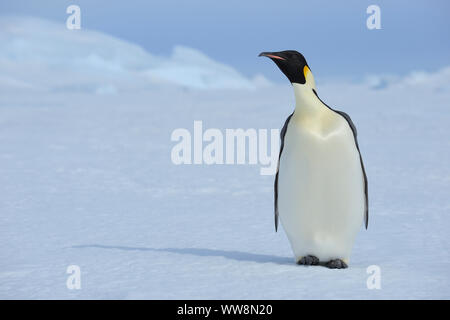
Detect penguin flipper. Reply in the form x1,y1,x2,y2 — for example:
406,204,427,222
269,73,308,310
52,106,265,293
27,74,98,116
274,112,294,232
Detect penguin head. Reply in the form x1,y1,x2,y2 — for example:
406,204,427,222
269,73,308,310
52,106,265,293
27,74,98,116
259,50,316,89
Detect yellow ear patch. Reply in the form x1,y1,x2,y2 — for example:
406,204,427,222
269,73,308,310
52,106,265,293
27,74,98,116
303,65,310,81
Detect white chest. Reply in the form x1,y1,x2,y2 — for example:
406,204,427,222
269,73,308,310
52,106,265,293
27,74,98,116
277,104,365,261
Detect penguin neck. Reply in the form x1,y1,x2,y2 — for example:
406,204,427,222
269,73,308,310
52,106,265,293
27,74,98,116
292,83,323,116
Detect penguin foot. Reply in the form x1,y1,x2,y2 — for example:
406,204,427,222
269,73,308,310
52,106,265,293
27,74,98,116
325,259,348,269
297,255,319,266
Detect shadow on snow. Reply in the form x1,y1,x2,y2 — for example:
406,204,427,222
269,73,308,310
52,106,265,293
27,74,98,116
71,244,294,266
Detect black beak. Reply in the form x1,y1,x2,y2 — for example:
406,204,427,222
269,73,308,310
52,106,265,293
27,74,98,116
258,52,286,61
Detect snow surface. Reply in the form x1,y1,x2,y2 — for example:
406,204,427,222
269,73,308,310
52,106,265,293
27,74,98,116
0,17,449,299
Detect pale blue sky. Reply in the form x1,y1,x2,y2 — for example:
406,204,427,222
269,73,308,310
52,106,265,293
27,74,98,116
1,0,449,81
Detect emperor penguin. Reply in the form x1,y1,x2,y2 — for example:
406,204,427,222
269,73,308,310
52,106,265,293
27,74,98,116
259,50,368,269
